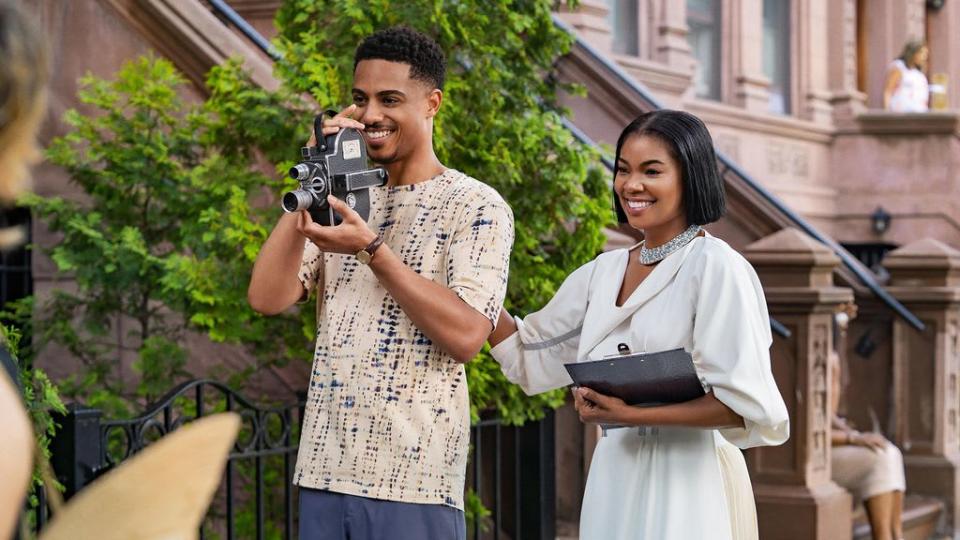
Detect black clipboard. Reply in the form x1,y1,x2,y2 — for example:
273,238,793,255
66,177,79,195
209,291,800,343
563,347,705,406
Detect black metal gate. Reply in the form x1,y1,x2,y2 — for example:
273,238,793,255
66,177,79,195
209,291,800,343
36,379,555,540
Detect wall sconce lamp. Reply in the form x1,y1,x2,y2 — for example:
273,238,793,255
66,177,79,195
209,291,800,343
871,206,892,235
855,329,877,358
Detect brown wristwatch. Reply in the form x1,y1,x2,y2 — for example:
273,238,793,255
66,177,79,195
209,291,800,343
355,235,384,265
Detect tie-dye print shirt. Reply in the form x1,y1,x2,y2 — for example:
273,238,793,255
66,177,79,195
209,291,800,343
294,169,514,509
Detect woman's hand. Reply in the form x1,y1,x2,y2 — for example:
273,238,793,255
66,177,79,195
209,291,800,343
573,387,633,425
850,431,888,452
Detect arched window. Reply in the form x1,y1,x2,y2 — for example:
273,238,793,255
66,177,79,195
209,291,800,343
0,207,32,310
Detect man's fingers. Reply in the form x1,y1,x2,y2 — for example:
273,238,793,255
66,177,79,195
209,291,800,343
299,210,314,229
296,211,329,244
296,210,309,234
314,106,365,139
326,195,362,224
320,120,365,137
336,104,358,119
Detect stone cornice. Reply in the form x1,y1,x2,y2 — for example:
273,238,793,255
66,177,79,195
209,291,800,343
684,98,835,144
844,110,960,136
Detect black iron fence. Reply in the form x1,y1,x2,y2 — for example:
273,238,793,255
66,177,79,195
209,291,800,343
32,379,556,540
45,379,301,539
469,412,555,540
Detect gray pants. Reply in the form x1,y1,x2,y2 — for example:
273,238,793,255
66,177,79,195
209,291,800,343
298,487,466,540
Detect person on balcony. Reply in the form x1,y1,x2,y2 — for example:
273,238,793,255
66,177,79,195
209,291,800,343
829,324,905,540
883,40,930,113
488,110,789,540
0,0,48,537
248,26,513,540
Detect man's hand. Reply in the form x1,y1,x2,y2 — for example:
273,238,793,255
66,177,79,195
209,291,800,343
295,196,377,255
573,387,632,425
308,104,366,146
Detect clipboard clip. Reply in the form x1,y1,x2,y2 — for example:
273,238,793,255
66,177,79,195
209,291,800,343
602,343,640,361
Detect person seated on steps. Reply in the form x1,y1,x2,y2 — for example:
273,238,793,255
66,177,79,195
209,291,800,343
829,306,905,540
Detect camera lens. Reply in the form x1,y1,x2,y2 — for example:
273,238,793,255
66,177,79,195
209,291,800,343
281,190,314,213
289,163,311,181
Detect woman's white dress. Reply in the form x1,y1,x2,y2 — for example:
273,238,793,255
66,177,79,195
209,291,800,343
490,234,789,540
888,58,929,112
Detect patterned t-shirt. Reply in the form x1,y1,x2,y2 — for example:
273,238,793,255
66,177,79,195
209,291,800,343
293,169,514,509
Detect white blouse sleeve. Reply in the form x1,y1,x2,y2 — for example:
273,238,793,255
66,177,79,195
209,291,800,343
692,245,790,449
489,260,596,395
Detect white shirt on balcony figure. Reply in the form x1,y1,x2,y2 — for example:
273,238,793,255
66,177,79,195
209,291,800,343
491,233,789,540
884,42,930,113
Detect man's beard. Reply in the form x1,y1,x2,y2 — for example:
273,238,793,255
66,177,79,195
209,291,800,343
369,148,399,165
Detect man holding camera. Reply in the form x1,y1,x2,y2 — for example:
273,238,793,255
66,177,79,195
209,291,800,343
248,26,513,540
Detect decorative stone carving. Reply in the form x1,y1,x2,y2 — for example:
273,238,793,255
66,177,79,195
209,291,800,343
812,323,829,471
886,238,960,534
744,228,854,540
767,141,810,178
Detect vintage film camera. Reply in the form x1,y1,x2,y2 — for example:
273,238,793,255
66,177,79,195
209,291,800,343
282,114,388,226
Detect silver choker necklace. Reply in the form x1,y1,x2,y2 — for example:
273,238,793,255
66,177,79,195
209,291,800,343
638,225,702,265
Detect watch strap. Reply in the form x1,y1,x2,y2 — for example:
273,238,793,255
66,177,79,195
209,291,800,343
364,235,384,257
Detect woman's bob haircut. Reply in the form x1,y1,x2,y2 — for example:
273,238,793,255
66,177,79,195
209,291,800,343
613,110,726,226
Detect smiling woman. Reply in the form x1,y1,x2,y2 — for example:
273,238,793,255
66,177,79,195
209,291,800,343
612,111,725,241
489,110,787,540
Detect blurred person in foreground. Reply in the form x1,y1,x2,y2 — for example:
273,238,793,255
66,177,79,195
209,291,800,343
0,0,49,537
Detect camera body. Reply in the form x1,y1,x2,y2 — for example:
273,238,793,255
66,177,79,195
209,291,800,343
282,125,388,226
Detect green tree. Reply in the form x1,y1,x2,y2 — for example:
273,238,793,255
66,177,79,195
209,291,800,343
209,0,614,424
25,56,315,415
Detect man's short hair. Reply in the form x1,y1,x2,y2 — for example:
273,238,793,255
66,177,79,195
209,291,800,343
354,26,446,91
613,110,726,226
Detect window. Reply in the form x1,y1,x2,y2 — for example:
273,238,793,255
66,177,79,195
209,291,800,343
0,208,32,310
607,0,639,55
763,0,792,114
687,0,722,100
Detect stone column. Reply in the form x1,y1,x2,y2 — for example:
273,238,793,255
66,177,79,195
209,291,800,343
797,0,834,124
653,0,695,72
826,0,866,127
885,239,960,534
743,228,854,540
726,0,771,113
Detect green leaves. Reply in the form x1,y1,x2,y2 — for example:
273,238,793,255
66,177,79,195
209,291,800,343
0,322,67,503
29,55,315,408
